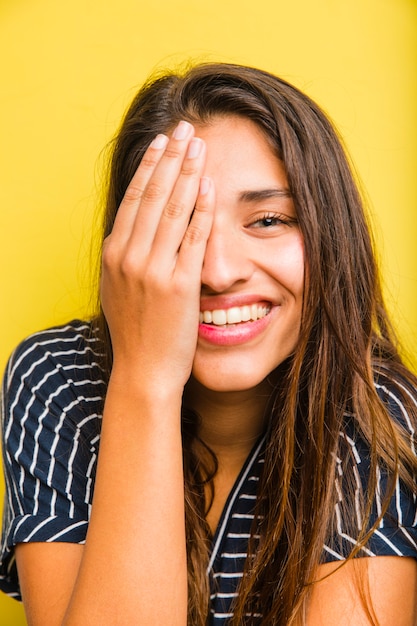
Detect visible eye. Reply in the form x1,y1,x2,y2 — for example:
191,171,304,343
250,213,298,229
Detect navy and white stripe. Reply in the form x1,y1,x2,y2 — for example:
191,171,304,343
1,321,417,622
208,439,264,623
206,388,417,622
0,321,105,598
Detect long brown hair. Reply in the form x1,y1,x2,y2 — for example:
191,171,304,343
94,63,417,624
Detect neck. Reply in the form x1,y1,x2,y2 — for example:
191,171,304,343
183,378,271,462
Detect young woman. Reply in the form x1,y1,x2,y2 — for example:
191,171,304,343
1,63,416,625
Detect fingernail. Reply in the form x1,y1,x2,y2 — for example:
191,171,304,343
150,134,168,149
187,138,203,159
173,120,191,140
199,177,210,195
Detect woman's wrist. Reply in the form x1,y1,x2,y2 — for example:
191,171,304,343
106,364,184,417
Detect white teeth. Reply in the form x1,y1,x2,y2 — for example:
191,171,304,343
226,307,242,324
241,305,251,321
203,310,212,323
212,309,227,325
200,304,270,326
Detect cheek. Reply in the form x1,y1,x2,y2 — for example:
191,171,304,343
271,235,305,295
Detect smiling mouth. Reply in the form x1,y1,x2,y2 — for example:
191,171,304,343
199,303,271,326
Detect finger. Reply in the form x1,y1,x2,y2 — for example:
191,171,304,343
147,136,207,262
109,133,169,243
128,121,197,250
175,176,215,283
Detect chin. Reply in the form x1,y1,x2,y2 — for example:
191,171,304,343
190,344,295,395
190,362,272,394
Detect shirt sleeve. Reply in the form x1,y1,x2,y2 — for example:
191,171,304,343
0,321,105,599
323,378,417,563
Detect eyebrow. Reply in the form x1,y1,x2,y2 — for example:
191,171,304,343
238,188,292,203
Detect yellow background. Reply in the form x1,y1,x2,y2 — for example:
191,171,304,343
0,0,416,623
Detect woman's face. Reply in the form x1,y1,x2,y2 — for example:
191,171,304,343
190,116,305,393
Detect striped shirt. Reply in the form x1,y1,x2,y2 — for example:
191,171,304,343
1,320,417,622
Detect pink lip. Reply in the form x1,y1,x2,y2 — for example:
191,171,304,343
198,307,275,346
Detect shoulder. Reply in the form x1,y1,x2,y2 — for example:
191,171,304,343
1,319,106,435
337,370,417,462
3,319,104,389
374,371,417,433
338,370,417,479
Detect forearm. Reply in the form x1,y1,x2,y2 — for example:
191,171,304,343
63,369,187,625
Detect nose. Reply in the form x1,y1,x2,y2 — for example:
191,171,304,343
200,223,254,293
